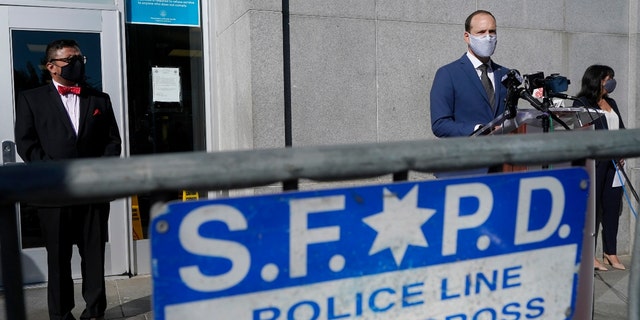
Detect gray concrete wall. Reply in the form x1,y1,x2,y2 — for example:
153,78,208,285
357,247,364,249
213,0,637,145
211,1,638,254
210,0,285,151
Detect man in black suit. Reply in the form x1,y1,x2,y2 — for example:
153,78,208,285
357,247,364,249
14,39,121,320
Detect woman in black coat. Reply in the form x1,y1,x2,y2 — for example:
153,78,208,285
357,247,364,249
572,64,626,271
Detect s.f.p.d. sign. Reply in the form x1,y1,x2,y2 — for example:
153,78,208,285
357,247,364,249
151,168,589,319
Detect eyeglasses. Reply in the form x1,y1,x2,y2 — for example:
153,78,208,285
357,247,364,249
49,55,87,64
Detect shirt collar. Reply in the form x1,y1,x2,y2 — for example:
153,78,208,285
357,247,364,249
53,80,68,93
466,51,492,70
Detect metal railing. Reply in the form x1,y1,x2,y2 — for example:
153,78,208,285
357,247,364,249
1,128,640,319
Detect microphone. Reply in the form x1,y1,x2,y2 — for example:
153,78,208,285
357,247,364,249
546,92,578,100
501,70,523,119
501,69,523,88
503,87,522,119
518,88,544,111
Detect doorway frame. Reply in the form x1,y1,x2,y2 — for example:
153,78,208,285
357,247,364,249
0,5,131,283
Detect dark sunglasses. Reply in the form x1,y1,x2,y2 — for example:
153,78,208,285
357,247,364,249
50,55,87,64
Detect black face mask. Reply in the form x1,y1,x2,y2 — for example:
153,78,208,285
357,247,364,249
59,56,85,83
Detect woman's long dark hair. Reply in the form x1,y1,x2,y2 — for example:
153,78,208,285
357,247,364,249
576,64,615,107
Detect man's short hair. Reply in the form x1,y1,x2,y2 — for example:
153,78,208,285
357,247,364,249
45,39,80,62
464,10,496,32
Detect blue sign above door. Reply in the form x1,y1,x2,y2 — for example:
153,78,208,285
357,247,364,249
126,0,200,27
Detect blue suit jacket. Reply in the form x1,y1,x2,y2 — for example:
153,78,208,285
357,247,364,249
430,54,510,137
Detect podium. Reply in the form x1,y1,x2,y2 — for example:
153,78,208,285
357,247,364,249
471,107,605,137
471,106,604,171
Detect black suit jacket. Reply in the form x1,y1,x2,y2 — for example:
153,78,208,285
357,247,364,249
15,83,121,162
572,95,625,166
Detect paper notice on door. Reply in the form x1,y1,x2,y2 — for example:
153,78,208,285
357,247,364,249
152,67,181,102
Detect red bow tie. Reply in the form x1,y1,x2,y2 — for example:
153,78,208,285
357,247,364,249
58,85,81,95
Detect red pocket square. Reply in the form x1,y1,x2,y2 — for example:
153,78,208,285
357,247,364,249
93,109,101,116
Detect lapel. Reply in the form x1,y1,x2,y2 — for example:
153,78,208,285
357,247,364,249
490,62,506,113
77,92,90,137
47,83,77,137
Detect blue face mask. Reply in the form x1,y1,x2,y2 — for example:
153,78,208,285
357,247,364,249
604,78,617,94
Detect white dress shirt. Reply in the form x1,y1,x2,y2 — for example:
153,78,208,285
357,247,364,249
53,80,80,135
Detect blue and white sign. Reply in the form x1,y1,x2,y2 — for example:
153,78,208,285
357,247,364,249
126,0,200,27
151,168,589,319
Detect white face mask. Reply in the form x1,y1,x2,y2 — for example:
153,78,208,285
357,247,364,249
468,33,497,58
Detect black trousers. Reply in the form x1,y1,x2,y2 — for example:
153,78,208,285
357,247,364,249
595,161,623,255
38,203,110,320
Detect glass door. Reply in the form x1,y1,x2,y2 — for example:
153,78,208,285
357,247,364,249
0,6,129,284
124,22,206,274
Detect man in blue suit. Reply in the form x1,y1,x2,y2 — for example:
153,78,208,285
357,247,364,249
430,10,510,177
430,10,510,138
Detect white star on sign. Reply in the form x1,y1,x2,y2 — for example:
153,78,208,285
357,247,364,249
363,186,436,266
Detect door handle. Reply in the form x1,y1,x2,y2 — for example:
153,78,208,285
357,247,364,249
2,140,16,165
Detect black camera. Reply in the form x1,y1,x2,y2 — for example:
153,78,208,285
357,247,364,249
523,72,570,95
